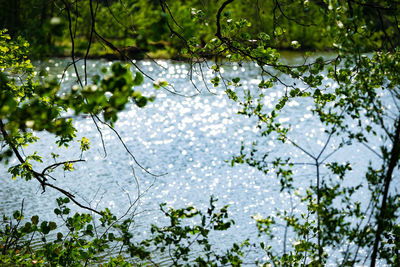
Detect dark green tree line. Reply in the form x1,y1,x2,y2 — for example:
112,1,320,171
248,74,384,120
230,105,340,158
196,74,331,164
5,0,397,58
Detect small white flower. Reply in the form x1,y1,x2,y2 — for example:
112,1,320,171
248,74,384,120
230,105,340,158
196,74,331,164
253,213,263,221
292,240,301,246
25,120,35,128
291,40,300,48
50,17,61,25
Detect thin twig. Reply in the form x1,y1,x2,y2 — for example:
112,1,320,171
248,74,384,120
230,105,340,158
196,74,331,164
94,114,167,177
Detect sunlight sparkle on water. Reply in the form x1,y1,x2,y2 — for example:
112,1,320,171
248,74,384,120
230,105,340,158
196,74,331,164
0,58,382,263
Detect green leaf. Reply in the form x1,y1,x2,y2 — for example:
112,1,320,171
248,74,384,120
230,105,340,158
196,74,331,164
135,96,147,108
232,77,240,84
133,72,144,86
49,221,57,230
31,215,39,225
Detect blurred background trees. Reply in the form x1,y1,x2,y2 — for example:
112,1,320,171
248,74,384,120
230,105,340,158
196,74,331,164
2,0,397,59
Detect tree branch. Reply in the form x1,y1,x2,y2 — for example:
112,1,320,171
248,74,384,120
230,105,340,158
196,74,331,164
370,117,400,267
215,0,235,40
0,119,101,215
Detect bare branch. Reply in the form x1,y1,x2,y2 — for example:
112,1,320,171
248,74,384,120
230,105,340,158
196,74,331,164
94,114,167,177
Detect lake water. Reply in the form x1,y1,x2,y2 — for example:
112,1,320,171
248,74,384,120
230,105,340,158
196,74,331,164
0,56,391,264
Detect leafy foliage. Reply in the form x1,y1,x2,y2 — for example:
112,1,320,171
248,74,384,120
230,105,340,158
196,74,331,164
132,196,248,266
191,1,400,266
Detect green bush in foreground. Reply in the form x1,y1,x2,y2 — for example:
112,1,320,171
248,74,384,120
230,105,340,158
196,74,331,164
1,196,245,266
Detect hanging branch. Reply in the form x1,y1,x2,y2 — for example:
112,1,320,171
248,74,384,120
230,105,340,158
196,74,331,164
61,0,83,88
83,0,98,85
370,117,400,267
0,120,101,215
93,114,167,177
275,0,316,27
215,0,235,41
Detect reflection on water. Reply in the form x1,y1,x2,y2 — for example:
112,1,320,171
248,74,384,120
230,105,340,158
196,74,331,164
0,56,385,263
